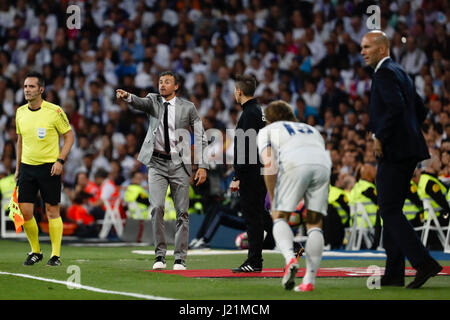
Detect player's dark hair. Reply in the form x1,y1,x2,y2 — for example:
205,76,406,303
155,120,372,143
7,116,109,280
265,100,297,123
235,74,257,97
26,71,45,87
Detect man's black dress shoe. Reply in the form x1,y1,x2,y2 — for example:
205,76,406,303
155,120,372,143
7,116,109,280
406,259,442,289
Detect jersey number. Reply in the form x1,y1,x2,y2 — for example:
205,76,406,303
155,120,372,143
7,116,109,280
283,123,313,135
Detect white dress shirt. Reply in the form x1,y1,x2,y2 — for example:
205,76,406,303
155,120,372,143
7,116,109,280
155,96,177,154
126,94,177,154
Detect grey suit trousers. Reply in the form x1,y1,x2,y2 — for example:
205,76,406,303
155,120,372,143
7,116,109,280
148,156,190,261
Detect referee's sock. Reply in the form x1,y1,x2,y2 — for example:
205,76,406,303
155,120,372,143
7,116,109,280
49,217,63,257
272,218,295,264
23,217,40,254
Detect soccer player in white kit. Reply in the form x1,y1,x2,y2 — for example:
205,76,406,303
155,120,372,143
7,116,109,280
257,100,331,292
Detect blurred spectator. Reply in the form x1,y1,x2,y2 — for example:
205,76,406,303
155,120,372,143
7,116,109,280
90,168,123,221
319,75,348,117
0,0,448,242
401,36,427,78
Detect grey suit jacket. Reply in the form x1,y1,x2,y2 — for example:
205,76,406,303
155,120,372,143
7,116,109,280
128,93,208,175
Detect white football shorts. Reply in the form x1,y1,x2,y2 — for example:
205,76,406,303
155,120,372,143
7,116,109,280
272,164,330,215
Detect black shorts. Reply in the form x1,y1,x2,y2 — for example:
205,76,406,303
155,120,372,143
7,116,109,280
18,163,61,205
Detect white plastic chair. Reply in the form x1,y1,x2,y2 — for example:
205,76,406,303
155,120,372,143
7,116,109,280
98,198,124,239
346,202,377,250
416,198,449,249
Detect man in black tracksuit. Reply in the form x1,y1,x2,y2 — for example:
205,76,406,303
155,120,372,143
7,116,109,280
230,74,274,272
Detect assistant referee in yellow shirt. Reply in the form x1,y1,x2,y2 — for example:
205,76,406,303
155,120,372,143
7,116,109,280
15,71,74,266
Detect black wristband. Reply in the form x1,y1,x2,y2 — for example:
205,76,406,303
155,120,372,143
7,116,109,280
57,158,65,165
232,176,239,181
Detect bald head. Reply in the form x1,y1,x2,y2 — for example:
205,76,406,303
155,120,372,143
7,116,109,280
361,30,390,68
360,164,376,182
367,30,390,49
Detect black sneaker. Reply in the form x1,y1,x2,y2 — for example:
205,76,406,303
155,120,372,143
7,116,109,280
231,260,262,273
46,256,62,266
23,252,43,266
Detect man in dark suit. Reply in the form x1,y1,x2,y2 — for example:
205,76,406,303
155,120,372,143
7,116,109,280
229,74,274,272
361,31,442,289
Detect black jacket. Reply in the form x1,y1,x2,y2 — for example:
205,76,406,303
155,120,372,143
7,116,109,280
369,58,430,163
233,98,266,180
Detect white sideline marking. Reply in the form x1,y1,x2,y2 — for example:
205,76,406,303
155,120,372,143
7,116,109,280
0,271,174,300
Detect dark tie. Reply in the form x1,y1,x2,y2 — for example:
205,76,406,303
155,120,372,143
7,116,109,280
163,102,170,153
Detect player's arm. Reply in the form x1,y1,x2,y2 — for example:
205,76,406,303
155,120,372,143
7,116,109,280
260,145,278,205
15,134,22,181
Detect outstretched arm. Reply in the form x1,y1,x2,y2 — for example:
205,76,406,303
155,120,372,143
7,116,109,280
116,89,157,116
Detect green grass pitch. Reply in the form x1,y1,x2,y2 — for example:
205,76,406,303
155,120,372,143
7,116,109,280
0,239,449,300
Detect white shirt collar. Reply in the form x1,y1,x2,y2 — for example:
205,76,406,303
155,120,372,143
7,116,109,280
162,96,176,106
375,56,390,73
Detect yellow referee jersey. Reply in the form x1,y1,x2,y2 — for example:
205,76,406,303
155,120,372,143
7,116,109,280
16,100,71,165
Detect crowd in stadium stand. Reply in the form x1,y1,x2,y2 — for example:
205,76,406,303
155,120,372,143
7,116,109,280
0,0,449,242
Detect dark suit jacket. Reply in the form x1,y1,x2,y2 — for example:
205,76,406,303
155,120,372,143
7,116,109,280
233,98,266,180
369,58,430,163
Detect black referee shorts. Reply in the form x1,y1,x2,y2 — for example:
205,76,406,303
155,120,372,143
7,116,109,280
18,163,61,205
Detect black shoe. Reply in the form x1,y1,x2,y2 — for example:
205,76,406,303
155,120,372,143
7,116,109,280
406,259,442,289
46,256,62,266
231,260,262,273
23,252,43,266
380,275,404,287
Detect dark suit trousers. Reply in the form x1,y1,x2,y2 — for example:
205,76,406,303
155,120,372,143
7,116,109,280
377,159,432,277
239,170,273,265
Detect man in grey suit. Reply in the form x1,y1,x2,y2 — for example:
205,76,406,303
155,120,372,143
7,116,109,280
116,71,208,270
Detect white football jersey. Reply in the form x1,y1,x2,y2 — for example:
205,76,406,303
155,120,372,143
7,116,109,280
257,121,331,171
